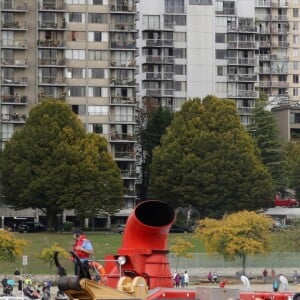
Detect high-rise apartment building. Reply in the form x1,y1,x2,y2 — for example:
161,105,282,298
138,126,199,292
0,0,137,210
1,0,300,217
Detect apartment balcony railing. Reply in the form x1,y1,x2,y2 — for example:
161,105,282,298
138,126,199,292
258,28,271,34
228,90,258,98
38,58,66,66
1,3,28,10
1,21,27,30
39,93,66,101
1,95,27,104
110,23,136,31
228,74,258,82
123,189,136,196
110,133,136,142
114,151,135,159
1,39,28,48
144,89,174,97
237,107,254,114
271,15,288,21
259,81,272,87
2,59,28,67
271,28,288,34
271,41,289,48
258,41,271,48
259,67,289,74
144,55,175,64
227,57,257,66
270,55,288,61
255,15,271,21
39,77,66,85
227,25,256,33
215,8,235,15
120,170,136,178
38,2,66,10
259,54,271,61
271,81,289,88
110,4,135,12
143,72,174,80
255,0,271,7
2,77,28,85
142,39,174,47
110,78,136,86
110,96,136,105
110,115,136,122
259,67,271,74
37,39,66,48
110,41,136,49
271,1,288,8
227,41,258,49
39,21,66,29
1,113,26,122
111,59,136,68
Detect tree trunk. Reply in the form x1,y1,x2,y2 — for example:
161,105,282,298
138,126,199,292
242,253,246,275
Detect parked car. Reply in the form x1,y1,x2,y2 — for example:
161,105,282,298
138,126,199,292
274,194,299,207
18,222,46,233
111,224,126,234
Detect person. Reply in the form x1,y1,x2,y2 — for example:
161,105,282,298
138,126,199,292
183,270,189,287
293,270,298,284
2,275,8,295
262,269,268,283
180,273,185,288
207,271,212,283
174,272,180,288
240,275,251,291
14,268,20,276
212,272,218,283
273,278,280,292
279,274,288,291
271,269,276,280
72,229,94,275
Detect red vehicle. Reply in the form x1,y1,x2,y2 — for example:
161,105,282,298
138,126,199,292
274,194,299,207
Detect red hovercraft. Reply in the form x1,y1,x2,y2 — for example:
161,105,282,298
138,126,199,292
56,200,300,300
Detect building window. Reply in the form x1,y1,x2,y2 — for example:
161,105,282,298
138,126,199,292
174,81,186,91
164,15,186,26
71,105,86,115
293,48,299,57
65,50,85,60
293,8,299,18
294,61,299,70
88,87,103,97
88,31,102,42
293,75,299,83
293,22,299,31
215,33,226,43
291,113,300,124
88,13,108,24
174,48,186,58
87,123,106,134
173,32,186,42
88,0,103,4
165,0,185,13
174,65,186,75
294,0,299,4
88,106,109,115
69,12,83,23
293,35,299,45
88,50,108,60
217,66,226,76
293,88,299,96
66,68,85,79
68,87,86,97
88,69,105,79
216,49,227,59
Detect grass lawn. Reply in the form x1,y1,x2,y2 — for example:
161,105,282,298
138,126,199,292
2,232,203,275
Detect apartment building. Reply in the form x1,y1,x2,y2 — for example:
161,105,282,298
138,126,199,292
0,0,137,211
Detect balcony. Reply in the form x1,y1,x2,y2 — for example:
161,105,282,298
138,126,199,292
110,4,135,13
228,90,258,98
141,39,174,47
255,0,271,7
110,23,136,31
227,74,258,82
271,15,288,22
110,115,136,123
227,57,257,66
237,107,254,114
1,21,27,30
215,8,235,15
1,3,28,11
38,2,66,11
39,77,66,86
2,59,28,67
110,78,136,86
37,39,66,48
1,112,26,123
271,41,289,48
111,59,136,68
257,41,271,48
227,41,258,49
110,133,136,142
227,25,256,33
120,170,136,178
2,77,28,86
110,41,136,49
110,96,136,105
1,95,27,104
38,58,66,66
114,151,135,159
271,1,288,7
255,15,271,21
39,21,66,30
1,39,28,49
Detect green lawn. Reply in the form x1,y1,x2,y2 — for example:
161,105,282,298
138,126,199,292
2,232,202,275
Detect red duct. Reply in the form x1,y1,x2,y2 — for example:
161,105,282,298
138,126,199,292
105,200,175,289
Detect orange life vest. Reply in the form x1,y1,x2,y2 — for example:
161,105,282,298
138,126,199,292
89,261,106,284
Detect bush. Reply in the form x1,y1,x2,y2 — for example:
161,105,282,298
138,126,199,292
63,222,73,231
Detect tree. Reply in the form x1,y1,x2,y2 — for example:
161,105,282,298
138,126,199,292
195,210,273,274
137,106,173,199
169,237,193,271
38,242,69,269
0,230,29,262
0,100,123,228
248,92,288,193
149,96,274,218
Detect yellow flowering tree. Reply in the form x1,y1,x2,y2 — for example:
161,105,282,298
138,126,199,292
0,230,30,262
38,242,69,269
170,237,193,271
195,210,273,274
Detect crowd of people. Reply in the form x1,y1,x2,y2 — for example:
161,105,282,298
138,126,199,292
1,271,52,300
172,271,189,288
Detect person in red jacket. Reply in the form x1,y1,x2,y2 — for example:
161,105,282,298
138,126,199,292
72,229,94,275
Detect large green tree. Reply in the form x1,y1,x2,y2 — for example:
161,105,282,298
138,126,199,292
149,96,274,218
248,93,288,193
0,100,123,228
